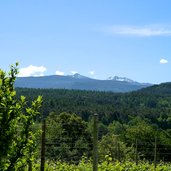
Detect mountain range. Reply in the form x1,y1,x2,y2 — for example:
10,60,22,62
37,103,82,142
15,74,152,92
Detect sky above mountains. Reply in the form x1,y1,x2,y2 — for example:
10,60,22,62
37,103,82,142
1,0,171,84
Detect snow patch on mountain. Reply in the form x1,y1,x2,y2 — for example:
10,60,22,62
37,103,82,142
108,76,134,83
71,73,90,79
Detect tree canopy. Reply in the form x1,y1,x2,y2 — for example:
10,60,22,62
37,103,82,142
0,63,42,171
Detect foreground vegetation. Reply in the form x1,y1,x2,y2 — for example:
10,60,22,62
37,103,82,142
0,64,42,170
27,159,171,171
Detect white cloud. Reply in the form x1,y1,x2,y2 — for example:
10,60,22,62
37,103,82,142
18,65,47,77
160,58,168,64
71,71,78,75
90,71,95,75
106,25,171,37
55,70,64,76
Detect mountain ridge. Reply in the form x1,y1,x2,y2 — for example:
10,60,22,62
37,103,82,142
137,82,171,95
15,74,152,92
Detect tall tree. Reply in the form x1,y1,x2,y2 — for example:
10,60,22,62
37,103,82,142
0,63,42,171
46,112,92,162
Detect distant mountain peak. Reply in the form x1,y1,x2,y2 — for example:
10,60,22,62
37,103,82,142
108,76,134,83
71,73,89,79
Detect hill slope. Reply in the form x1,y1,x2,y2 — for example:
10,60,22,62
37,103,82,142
138,82,171,95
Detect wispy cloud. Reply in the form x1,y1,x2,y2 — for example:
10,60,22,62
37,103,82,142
18,65,47,77
160,58,168,64
55,70,64,76
89,71,95,75
106,25,171,37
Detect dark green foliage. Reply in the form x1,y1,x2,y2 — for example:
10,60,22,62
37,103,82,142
45,112,92,162
139,82,171,95
16,88,171,126
98,134,134,161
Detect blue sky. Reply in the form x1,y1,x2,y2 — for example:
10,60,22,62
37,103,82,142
1,0,171,84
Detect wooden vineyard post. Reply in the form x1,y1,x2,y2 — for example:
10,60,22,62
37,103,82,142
28,162,32,171
154,136,157,170
40,119,46,171
135,139,138,165
93,113,98,171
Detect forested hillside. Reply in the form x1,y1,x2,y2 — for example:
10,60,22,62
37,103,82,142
16,87,171,125
17,85,171,161
139,82,171,95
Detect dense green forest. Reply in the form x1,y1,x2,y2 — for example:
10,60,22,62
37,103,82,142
16,84,171,162
16,86,171,125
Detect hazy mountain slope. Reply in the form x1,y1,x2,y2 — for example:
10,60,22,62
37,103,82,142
15,74,151,92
